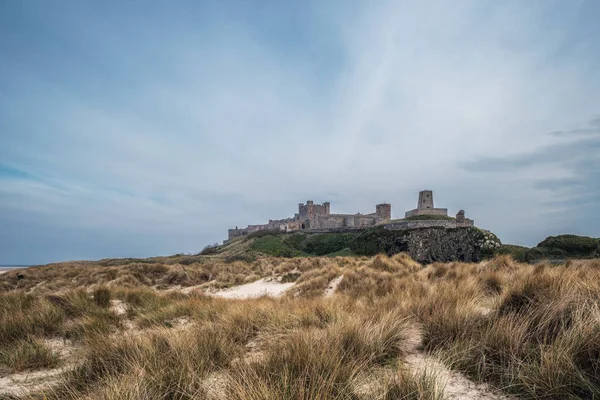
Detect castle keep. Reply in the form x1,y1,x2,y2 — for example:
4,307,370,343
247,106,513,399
227,190,473,241
405,190,448,218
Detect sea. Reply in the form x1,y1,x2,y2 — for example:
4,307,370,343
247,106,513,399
0,265,31,271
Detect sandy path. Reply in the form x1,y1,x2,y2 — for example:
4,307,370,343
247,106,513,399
178,280,216,294
0,338,77,397
403,327,512,400
324,275,344,297
212,278,295,299
0,367,66,397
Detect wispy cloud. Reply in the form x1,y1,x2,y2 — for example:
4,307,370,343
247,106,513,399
1,0,600,263
549,116,600,136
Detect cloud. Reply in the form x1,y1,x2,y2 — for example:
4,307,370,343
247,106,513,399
1,0,600,263
462,118,600,244
549,116,600,135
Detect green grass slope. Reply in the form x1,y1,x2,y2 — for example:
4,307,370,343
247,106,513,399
223,226,498,263
496,234,600,262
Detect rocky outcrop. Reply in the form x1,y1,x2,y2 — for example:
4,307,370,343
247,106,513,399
351,227,501,263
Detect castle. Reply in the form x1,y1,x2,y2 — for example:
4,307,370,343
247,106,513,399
227,190,473,241
228,201,391,240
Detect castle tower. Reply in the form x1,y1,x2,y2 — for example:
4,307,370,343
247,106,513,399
418,190,434,210
405,190,447,218
376,203,391,220
306,200,314,219
298,200,330,220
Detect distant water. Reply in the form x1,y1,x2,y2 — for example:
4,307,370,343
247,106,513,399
0,265,31,271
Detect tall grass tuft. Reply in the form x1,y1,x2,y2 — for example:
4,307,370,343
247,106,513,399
93,286,112,308
0,338,60,372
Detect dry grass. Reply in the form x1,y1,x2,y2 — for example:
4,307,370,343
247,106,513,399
0,339,60,373
1,254,599,399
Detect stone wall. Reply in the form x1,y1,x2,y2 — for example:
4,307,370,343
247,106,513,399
229,215,473,240
315,215,346,229
312,214,384,229
229,215,473,239
228,228,247,239
306,226,373,234
354,215,378,226
404,208,448,218
228,223,270,239
384,219,474,230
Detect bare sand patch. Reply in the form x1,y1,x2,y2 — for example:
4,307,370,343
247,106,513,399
110,299,128,316
203,371,229,400
405,352,511,400
0,367,66,397
43,338,77,360
403,326,512,400
324,275,344,297
211,278,295,299
0,338,78,397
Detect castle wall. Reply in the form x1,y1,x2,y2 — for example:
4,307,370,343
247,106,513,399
289,218,474,235
314,214,385,229
247,224,269,233
354,216,379,226
315,215,346,229
384,219,474,230
228,194,468,242
305,226,372,234
228,228,248,240
284,220,303,231
405,208,448,218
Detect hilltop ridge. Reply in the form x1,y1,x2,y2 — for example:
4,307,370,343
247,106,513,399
214,226,500,264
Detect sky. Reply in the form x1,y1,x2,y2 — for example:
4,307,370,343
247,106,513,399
1,0,600,265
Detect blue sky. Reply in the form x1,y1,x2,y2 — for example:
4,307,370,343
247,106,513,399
1,0,600,264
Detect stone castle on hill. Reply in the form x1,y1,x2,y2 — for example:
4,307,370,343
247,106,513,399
227,190,473,241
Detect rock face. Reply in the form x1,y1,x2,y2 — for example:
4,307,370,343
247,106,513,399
351,227,501,263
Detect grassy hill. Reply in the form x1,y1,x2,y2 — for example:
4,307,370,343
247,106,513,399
213,226,501,264
84,229,599,266
496,234,600,262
